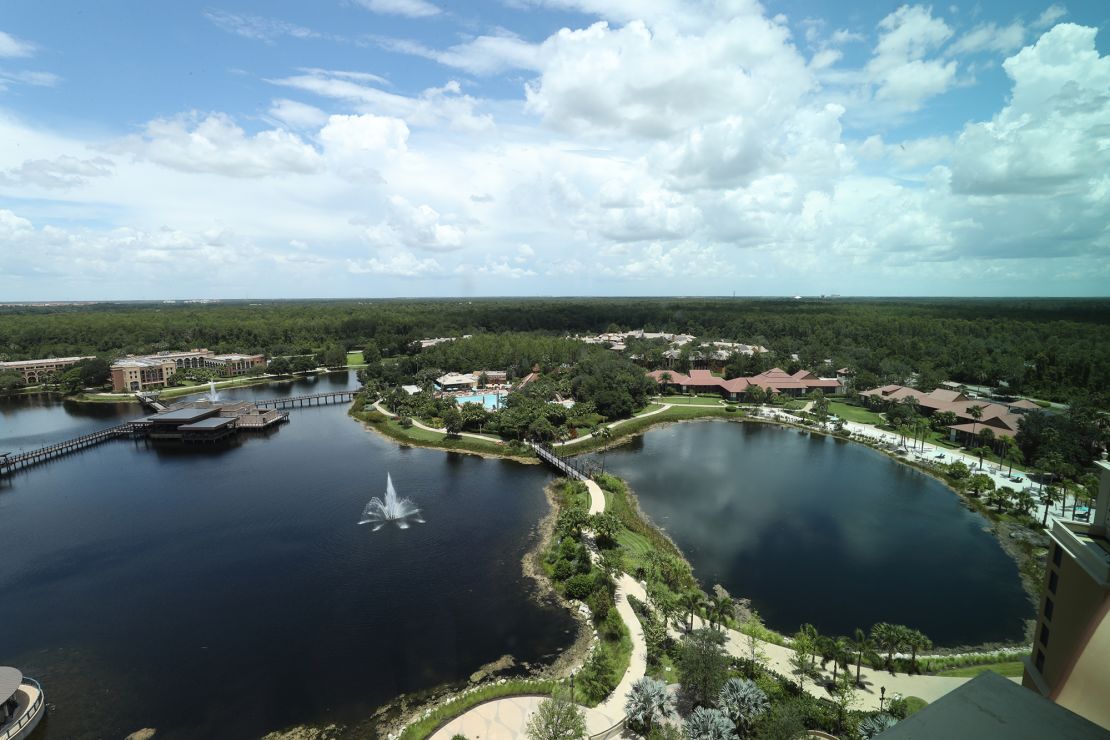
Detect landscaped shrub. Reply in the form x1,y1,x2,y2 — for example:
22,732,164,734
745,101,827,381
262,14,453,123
601,608,624,640
552,558,577,581
578,648,616,704
587,586,614,620
564,573,596,600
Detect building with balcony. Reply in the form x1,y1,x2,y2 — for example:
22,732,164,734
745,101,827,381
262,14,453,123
1021,458,1110,731
0,356,96,385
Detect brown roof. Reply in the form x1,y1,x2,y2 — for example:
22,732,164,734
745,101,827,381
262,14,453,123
927,388,966,403
1009,399,1041,410
949,422,1017,440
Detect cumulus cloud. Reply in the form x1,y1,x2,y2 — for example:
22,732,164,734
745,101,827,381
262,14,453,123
347,251,442,276
111,113,323,177
364,196,466,252
948,21,1027,56
268,98,329,129
864,5,957,112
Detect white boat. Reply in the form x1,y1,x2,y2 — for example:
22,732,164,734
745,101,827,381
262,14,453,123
0,667,45,740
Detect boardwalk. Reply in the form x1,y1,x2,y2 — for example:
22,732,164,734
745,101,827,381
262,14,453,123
1,422,139,475
255,390,359,409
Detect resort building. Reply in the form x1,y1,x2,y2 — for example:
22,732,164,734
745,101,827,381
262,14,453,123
0,356,96,384
647,368,842,400
435,372,478,391
110,349,266,392
859,384,1024,446
413,335,471,350
1021,459,1110,731
474,370,508,385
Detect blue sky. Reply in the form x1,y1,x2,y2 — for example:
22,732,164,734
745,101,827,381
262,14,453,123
1,0,1107,299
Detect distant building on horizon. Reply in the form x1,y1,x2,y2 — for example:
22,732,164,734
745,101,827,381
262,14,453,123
0,356,96,385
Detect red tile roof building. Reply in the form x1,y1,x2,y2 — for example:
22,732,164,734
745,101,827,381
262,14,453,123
647,367,842,399
858,384,1027,444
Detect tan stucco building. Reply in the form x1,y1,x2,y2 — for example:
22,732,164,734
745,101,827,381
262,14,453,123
1022,459,1110,730
0,356,95,384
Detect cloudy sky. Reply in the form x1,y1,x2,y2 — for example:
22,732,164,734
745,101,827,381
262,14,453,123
1,0,1107,299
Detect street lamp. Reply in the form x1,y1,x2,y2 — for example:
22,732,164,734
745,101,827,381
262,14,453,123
879,686,886,712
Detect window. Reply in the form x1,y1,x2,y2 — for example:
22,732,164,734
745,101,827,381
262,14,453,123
1049,571,1059,594
1044,598,1054,621
1053,545,1063,567
1039,624,1050,647
1035,650,1045,673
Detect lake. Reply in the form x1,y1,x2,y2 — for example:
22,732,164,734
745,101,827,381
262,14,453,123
592,420,1031,646
0,374,574,739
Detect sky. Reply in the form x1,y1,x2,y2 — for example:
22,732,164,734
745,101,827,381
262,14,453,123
0,0,1108,300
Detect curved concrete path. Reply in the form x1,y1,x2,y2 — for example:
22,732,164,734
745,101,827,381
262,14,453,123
372,401,505,445
427,465,646,740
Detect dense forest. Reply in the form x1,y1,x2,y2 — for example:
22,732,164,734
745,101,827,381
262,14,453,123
1,298,1108,404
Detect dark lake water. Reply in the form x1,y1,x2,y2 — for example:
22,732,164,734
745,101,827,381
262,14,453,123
592,420,1031,646
0,374,574,739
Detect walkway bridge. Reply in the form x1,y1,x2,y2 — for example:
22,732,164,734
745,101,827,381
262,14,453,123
255,390,359,409
532,442,594,481
1,422,142,476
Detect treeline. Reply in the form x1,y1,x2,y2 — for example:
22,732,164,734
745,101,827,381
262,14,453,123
2,297,1108,403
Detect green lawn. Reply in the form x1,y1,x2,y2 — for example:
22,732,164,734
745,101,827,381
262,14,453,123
657,395,724,406
935,661,1024,678
346,351,366,367
827,401,884,425
904,696,928,715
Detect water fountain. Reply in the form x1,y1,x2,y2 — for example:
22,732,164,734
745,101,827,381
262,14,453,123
207,381,220,403
359,473,424,530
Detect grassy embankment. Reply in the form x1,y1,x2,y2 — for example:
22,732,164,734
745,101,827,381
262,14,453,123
656,394,726,406
561,404,733,455
398,680,557,740
348,394,535,460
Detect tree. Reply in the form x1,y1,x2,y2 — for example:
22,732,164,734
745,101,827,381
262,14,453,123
443,407,463,437
850,628,874,686
477,371,490,388
267,356,291,375
968,404,984,437
904,629,932,674
967,473,995,498
320,344,348,368
0,370,24,392
290,355,317,373
678,629,728,708
871,623,902,672
683,706,734,740
858,713,898,739
988,487,1012,513
747,384,768,405
830,672,859,735
820,636,850,685
624,677,674,736
362,340,382,365
682,591,704,633
1041,486,1061,526
717,677,768,738
526,691,587,740
1004,438,1023,475
710,593,733,631
578,648,615,704
589,512,621,547
1015,489,1036,517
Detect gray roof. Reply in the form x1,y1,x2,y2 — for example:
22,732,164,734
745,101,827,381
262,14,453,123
150,407,218,423
876,672,1108,739
178,417,236,430
0,666,22,703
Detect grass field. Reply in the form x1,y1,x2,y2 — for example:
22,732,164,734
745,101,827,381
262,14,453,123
399,680,557,740
346,351,366,367
657,395,724,406
827,401,884,425
563,404,729,454
935,661,1024,678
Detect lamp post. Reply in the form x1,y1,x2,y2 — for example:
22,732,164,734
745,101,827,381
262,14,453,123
879,686,886,712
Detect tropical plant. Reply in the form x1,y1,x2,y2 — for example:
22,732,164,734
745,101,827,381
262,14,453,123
1041,486,1061,526
1015,488,1036,516
968,404,984,437
851,628,875,686
526,691,587,740
710,594,733,631
678,629,728,708
967,473,995,497
683,706,734,740
904,629,932,673
682,591,705,633
858,712,899,739
988,487,1012,513
716,677,768,737
871,623,903,672
624,677,674,737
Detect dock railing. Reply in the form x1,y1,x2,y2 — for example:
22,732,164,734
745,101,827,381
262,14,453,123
1,677,44,740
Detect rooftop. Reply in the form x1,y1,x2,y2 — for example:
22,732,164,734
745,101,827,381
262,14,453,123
149,407,218,423
875,671,1108,739
178,417,236,431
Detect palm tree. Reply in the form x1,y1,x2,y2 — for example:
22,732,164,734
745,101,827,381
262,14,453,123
684,706,734,740
711,594,733,631
905,629,932,674
799,623,820,669
850,628,873,686
624,677,674,736
682,591,704,633
717,678,768,737
1005,438,1023,476
978,428,996,464
820,636,850,684
1015,489,1036,517
1041,486,1061,526
968,404,984,437
974,445,992,470
871,623,902,672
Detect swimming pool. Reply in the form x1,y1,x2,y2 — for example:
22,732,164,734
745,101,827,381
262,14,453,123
456,393,504,410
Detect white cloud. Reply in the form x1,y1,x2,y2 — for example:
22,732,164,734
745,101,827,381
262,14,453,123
353,0,441,18
202,10,323,43
270,70,493,132
951,23,1110,196
0,69,60,90
374,32,542,75
348,251,442,276
948,21,1027,55
1,155,114,189
1033,4,1067,30
268,99,329,129
364,196,465,252
0,30,35,58
865,5,957,112
111,113,323,177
